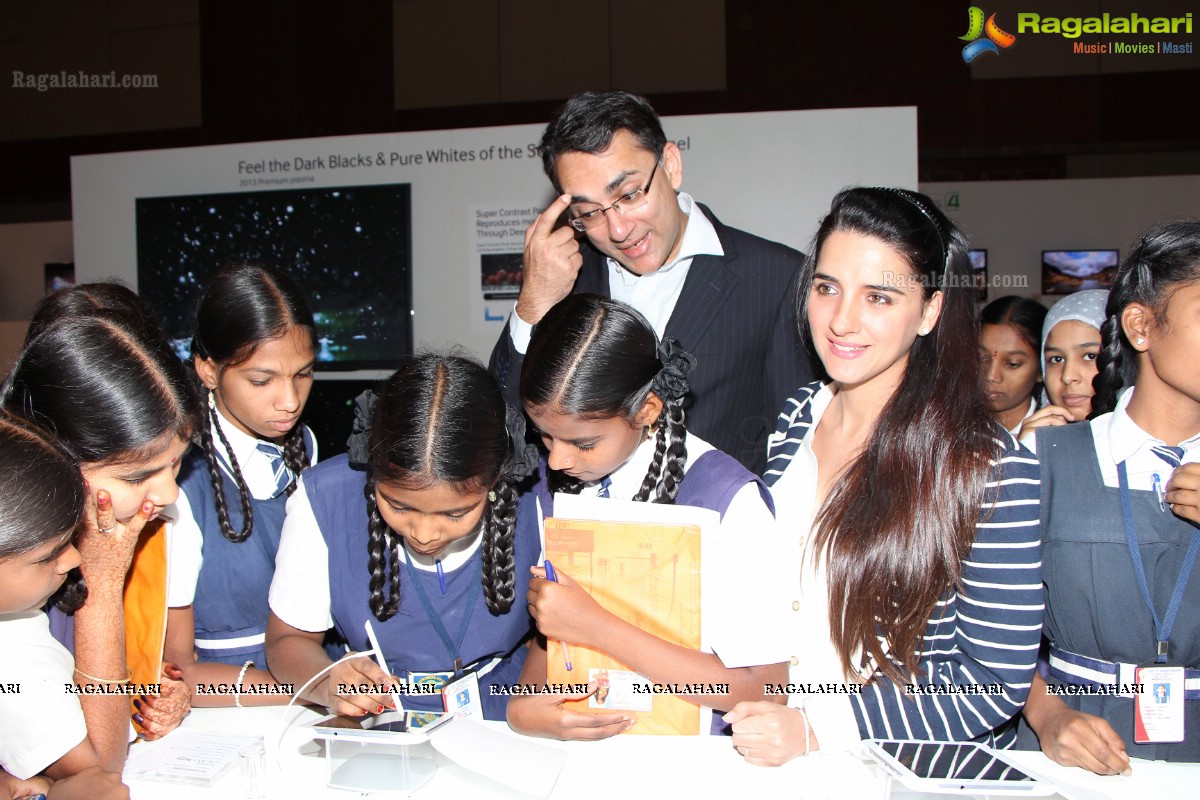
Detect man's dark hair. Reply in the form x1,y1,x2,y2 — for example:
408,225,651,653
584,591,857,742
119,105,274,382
538,91,668,192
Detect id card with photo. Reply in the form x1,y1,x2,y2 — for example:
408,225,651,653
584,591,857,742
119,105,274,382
588,668,653,712
1134,665,1185,743
441,671,482,720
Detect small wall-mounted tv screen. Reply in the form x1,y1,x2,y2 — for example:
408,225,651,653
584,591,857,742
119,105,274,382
1041,250,1119,295
136,183,413,370
969,249,987,302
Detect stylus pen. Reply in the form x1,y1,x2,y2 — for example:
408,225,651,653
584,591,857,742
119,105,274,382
542,560,573,671
364,619,405,713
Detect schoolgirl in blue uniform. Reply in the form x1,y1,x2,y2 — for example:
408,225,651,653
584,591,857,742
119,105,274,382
266,355,541,721
165,265,318,706
510,294,787,740
1017,221,1200,771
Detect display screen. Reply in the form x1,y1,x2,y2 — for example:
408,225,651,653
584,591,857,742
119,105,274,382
969,249,987,301
880,741,1036,783
1041,249,1119,295
136,183,413,370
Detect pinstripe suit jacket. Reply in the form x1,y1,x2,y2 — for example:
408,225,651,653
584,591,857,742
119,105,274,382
488,204,814,476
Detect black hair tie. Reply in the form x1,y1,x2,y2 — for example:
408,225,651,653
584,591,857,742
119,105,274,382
504,404,541,480
346,389,378,469
651,337,696,401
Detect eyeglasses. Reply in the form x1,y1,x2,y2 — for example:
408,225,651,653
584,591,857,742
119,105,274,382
567,160,661,232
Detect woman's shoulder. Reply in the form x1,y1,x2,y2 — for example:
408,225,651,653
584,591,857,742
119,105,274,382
986,420,1039,476
763,381,829,481
774,380,829,430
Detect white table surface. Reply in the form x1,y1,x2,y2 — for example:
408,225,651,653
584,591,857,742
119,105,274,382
123,706,1200,800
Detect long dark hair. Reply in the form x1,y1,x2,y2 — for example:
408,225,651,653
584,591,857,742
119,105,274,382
1091,220,1200,417
2,312,198,464
800,187,1000,682
365,355,530,621
520,294,692,503
2,312,199,612
192,264,317,543
26,282,170,348
0,413,86,612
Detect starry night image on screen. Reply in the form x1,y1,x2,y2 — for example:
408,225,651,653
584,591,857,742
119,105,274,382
136,183,412,370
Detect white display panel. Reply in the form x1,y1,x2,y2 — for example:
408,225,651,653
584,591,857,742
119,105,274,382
71,106,917,369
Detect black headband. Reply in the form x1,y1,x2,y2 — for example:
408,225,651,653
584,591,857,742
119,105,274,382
880,188,950,283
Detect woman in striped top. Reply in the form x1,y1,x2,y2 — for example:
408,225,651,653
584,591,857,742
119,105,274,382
724,187,1043,765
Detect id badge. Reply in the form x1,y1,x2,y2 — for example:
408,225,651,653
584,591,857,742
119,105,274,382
1134,665,1185,743
441,671,482,719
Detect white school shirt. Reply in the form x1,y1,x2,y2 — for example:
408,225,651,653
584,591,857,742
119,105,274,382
507,192,724,349
269,475,481,633
562,431,786,669
1088,386,1200,491
0,612,88,779
166,407,318,607
1007,396,1038,438
767,384,876,754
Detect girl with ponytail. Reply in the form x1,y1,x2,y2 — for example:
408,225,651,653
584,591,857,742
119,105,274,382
510,294,785,740
266,355,541,721
165,264,318,706
1017,221,1200,770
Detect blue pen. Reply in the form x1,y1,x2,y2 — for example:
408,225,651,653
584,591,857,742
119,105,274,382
1152,472,1166,512
436,559,446,595
542,560,573,671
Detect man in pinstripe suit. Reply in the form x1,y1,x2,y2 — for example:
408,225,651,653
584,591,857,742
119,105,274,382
489,91,814,475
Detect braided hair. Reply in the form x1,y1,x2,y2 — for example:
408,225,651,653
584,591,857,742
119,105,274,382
520,294,694,503
356,355,538,622
1091,220,1200,418
191,265,317,543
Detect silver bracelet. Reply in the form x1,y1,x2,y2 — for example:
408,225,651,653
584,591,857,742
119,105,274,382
235,660,254,708
798,706,811,755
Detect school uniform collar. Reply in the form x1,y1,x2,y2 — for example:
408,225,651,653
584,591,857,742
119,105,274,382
211,405,279,471
1107,386,1200,465
397,527,481,574
1007,397,1038,437
582,435,661,500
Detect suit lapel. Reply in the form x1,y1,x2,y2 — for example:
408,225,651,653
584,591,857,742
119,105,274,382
575,245,611,297
663,205,738,350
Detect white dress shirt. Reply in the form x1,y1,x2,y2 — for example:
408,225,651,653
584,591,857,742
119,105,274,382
765,383,865,754
507,192,724,351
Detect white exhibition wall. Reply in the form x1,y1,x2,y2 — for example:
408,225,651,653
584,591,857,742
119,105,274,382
70,107,918,372
921,176,1200,303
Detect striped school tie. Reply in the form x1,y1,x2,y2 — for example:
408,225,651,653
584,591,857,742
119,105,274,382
257,441,293,497
597,477,612,498
1151,445,1185,469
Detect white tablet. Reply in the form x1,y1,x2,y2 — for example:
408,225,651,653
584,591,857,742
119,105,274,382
863,740,1056,796
306,709,454,745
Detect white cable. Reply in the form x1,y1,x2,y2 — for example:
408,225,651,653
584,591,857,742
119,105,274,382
272,649,378,770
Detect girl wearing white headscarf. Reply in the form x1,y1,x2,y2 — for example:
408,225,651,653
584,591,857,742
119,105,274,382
1018,289,1108,452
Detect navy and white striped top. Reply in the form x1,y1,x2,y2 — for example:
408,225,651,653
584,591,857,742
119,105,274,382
766,382,1043,747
